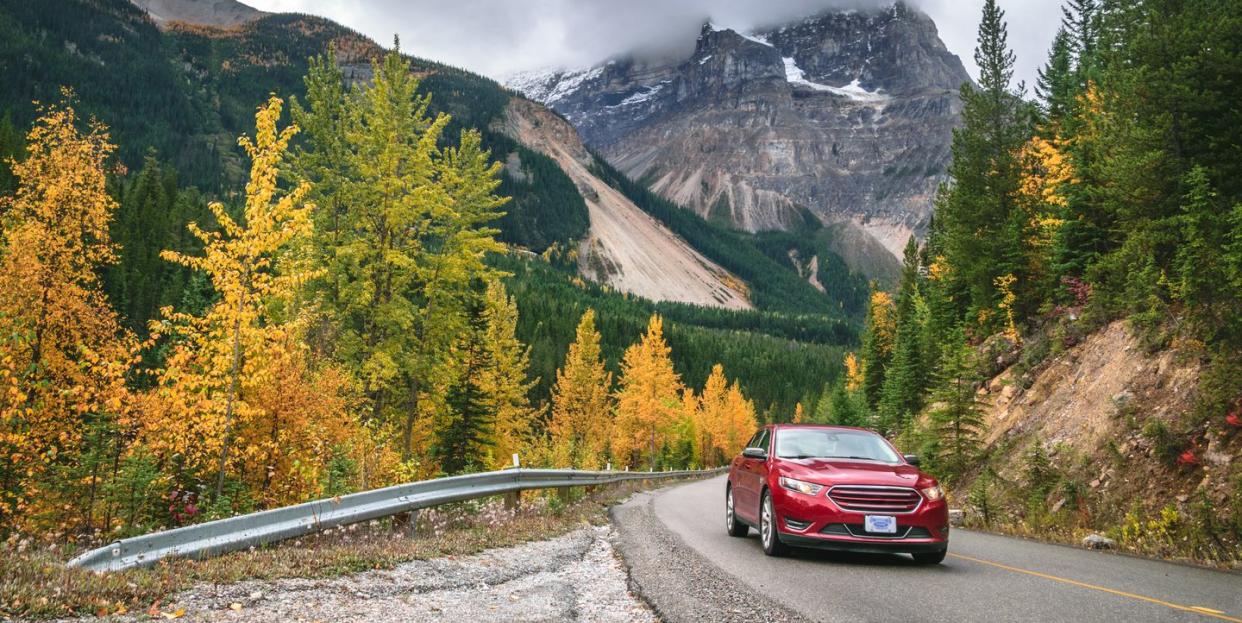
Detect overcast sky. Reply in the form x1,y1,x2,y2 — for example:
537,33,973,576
243,0,1062,89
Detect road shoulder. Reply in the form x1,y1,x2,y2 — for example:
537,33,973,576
610,487,811,623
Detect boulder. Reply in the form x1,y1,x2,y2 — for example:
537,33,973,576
1082,534,1115,550
948,509,965,527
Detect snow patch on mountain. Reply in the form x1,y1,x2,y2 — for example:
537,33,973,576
781,57,889,103
507,66,603,105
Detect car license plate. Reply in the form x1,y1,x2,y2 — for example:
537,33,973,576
865,515,897,534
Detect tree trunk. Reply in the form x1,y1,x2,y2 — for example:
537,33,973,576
214,273,248,501
402,376,419,462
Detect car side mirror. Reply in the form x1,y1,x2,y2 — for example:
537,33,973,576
742,447,768,460
903,454,920,467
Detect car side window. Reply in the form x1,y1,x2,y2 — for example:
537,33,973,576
753,429,770,451
745,430,763,449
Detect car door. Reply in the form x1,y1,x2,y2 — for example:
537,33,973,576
735,428,770,523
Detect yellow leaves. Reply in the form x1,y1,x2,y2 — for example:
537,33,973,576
994,273,1021,345
547,309,613,469
612,315,683,469
844,353,863,393
0,96,137,533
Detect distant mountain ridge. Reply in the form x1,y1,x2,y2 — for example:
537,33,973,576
508,2,970,267
130,0,265,28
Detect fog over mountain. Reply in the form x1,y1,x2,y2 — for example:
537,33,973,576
243,0,1060,89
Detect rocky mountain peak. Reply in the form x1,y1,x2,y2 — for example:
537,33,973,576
507,5,970,265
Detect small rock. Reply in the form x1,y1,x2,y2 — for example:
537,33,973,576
1000,385,1017,400
948,509,965,527
1175,494,1188,503
1089,479,1101,488
1082,534,1115,550
249,592,263,601
1050,498,1066,514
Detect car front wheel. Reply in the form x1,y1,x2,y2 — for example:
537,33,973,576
726,485,748,537
760,490,789,556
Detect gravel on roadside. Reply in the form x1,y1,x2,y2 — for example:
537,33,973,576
610,491,812,623
53,525,654,623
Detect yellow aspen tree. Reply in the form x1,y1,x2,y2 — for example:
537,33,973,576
480,280,539,470
995,273,1021,345
612,315,683,470
693,364,730,467
144,96,316,502
547,309,613,469
793,402,805,423
843,353,863,392
0,94,138,532
720,380,758,460
677,387,701,468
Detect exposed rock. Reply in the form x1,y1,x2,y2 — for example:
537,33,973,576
507,3,969,266
1082,534,1116,549
948,509,965,527
130,0,266,28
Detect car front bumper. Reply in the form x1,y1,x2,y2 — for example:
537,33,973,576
771,485,949,554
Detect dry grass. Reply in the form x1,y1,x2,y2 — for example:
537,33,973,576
1,479,685,620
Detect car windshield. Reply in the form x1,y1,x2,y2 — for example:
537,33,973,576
774,429,901,463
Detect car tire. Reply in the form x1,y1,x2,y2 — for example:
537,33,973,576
912,549,947,565
760,490,789,557
726,485,748,537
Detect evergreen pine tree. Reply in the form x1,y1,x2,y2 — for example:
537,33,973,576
1174,166,1230,337
1036,28,1075,125
878,237,928,434
0,109,22,195
436,291,495,474
938,0,1033,332
928,327,985,482
1061,0,1100,84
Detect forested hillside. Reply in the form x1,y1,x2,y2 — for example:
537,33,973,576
807,0,1242,565
0,0,863,542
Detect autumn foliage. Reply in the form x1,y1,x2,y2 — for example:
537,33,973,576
0,60,764,539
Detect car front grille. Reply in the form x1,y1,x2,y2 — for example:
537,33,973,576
827,486,922,513
819,523,934,539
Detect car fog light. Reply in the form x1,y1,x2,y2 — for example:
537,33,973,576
779,476,824,496
921,485,944,501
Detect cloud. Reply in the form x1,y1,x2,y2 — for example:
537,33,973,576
243,0,1062,89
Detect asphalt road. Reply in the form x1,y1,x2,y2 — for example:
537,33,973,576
644,475,1242,623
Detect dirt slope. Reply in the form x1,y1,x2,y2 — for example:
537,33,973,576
959,320,1241,565
497,98,752,310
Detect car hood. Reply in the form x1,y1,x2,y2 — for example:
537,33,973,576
777,458,923,487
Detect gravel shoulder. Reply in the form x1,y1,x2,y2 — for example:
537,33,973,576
54,525,653,623
610,488,810,623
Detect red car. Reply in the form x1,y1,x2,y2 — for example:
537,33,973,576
725,424,949,564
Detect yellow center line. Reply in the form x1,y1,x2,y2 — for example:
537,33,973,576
948,553,1242,623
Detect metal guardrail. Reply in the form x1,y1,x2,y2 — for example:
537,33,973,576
67,466,725,573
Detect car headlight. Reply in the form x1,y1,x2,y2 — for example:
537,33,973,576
921,485,944,502
779,476,824,496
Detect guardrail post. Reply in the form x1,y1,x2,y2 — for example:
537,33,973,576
504,490,521,510
393,509,419,536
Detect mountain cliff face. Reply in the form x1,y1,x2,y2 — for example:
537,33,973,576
131,0,265,27
507,2,970,260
